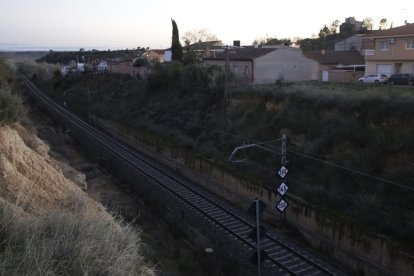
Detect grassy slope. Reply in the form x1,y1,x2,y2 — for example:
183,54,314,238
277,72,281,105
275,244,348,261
40,68,414,244
0,59,153,275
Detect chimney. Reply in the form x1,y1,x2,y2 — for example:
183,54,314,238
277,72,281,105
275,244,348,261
233,40,241,47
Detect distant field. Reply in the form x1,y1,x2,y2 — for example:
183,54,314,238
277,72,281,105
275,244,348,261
0,51,48,61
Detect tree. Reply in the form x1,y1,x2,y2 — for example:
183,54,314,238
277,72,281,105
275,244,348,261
339,22,354,37
318,25,330,38
329,20,340,34
171,19,183,62
379,18,388,30
362,18,374,31
253,35,291,46
182,28,218,45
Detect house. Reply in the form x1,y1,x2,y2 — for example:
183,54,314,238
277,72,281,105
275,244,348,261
203,46,319,84
363,23,414,76
164,49,172,62
96,61,108,72
107,59,149,79
164,41,224,63
60,62,91,77
342,17,363,33
77,63,85,72
146,49,165,63
304,50,365,81
335,34,366,52
185,40,224,59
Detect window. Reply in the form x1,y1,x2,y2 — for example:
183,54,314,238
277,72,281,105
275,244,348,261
244,66,250,76
406,40,414,49
378,40,389,50
233,65,239,74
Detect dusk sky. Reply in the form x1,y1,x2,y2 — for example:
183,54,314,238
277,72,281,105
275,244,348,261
1,0,413,51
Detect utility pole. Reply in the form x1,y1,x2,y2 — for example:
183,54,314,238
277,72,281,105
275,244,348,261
276,134,289,221
224,45,229,113
281,134,287,166
229,137,289,275
255,198,262,276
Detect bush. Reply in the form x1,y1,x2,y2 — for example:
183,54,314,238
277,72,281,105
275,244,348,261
0,199,153,276
0,88,24,126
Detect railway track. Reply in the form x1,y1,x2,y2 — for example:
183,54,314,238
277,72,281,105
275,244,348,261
23,76,344,276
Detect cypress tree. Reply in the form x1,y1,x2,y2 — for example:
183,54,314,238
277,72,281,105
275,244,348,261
171,19,183,62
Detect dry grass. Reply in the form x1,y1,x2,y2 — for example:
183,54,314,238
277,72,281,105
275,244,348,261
0,88,25,127
0,198,154,276
0,59,154,275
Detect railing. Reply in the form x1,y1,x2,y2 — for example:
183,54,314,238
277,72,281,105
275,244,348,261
364,49,375,56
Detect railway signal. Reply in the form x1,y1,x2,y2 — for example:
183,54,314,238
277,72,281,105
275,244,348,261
277,182,288,196
247,199,266,216
228,135,290,275
276,135,289,214
247,198,267,276
276,199,289,213
277,165,288,179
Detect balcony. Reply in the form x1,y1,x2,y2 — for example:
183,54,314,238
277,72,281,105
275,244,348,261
364,49,375,56
364,47,414,61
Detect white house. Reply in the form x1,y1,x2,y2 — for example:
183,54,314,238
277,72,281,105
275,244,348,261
204,45,319,84
335,34,366,52
164,49,172,62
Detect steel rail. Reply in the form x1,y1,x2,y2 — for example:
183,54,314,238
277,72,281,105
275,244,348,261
23,76,342,276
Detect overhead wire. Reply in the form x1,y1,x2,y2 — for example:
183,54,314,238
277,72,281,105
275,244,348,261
287,149,414,192
288,175,414,227
89,92,413,192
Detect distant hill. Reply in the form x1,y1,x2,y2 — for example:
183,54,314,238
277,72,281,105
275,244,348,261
36,49,144,64
0,51,48,61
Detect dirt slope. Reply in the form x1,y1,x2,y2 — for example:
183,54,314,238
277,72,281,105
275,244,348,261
0,122,109,219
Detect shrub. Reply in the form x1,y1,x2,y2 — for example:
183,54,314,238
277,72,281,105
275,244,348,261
0,88,25,126
0,199,153,276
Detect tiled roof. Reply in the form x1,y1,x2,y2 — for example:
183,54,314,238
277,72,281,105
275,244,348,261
151,49,165,55
303,50,365,65
365,23,414,38
204,48,276,61
186,41,223,50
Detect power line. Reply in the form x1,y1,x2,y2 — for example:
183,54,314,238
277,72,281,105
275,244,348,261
287,149,414,192
288,175,414,227
96,94,249,141
83,93,412,192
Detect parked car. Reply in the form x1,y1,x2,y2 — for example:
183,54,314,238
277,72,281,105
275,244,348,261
358,74,388,83
388,73,414,85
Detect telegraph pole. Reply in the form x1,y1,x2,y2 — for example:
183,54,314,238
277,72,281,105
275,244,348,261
224,45,229,113
281,134,287,166
255,199,262,276
276,134,289,221
229,136,290,275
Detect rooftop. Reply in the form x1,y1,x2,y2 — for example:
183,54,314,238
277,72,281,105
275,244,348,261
204,47,275,61
303,50,365,65
365,23,414,38
149,49,165,55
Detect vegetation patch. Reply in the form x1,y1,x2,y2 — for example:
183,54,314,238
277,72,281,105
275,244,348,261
26,61,414,245
0,199,152,276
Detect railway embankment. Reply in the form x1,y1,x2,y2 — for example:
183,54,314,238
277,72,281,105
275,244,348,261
21,61,414,275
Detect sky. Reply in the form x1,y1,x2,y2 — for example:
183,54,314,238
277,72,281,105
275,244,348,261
1,0,413,51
